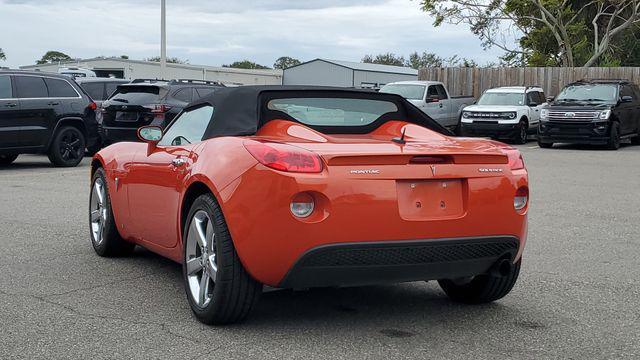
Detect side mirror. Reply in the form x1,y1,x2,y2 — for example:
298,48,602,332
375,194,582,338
137,125,162,144
546,96,555,102
426,95,440,103
621,95,633,103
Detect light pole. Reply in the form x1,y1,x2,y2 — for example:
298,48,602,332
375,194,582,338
160,0,167,79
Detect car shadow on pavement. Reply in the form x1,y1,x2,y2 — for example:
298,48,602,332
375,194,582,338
247,284,509,329
115,247,543,339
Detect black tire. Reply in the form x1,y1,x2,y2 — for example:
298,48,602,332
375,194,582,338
48,126,85,167
0,154,18,166
537,140,553,149
183,193,262,325
606,122,621,150
438,259,521,304
512,119,528,144
89,168,135,257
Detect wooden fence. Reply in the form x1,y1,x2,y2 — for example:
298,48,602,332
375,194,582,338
418,67,640,98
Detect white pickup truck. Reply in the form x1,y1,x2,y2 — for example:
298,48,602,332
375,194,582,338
380,81,474,129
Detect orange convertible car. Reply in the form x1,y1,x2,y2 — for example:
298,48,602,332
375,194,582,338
89,86,529,324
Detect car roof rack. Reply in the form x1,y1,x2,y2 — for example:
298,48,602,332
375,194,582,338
130,78,168,84
576,78,630,84
169,79,225,86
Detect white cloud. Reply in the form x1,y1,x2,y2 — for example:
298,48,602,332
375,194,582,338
0,0,506,68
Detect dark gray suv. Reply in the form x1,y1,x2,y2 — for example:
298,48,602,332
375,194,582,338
0,70,99,167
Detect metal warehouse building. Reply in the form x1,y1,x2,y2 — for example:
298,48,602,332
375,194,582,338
20,57,283,86
283,58,418,89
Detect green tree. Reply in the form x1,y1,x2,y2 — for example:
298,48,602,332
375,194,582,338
420,0,640,67
408,52,443,69
145,56,188,64
120,55,129,59
362,53,406,67
222,60,270,69
273,56,301,69
36,50,72,64
0,48,5,61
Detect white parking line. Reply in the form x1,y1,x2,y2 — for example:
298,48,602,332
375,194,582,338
528,146,540,149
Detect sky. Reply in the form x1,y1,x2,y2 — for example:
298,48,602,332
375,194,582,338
0,0,506,69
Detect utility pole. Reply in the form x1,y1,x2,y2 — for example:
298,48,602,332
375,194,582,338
160,0,167,79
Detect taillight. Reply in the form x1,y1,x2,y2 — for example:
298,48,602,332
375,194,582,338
244,141,323,173
88,102,97,111
290,192,315,218
144,104,172,113
507,151,525,170
514,186,529,211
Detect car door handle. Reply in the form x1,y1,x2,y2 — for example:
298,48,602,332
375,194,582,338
48,102,60,106
171,158,187,167
4,103,17,108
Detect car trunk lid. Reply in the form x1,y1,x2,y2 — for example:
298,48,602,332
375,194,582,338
253,120,514,222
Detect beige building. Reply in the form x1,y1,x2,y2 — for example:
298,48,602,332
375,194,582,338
283,58,418,89
20,57,283,86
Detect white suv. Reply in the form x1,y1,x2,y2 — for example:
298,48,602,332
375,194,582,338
459,86,547,144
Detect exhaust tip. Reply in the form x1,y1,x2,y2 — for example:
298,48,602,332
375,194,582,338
491,258,513,277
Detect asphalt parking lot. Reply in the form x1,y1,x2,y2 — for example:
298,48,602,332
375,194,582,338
1,143,639,359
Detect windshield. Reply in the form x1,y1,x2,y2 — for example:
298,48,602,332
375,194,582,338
267,97,398,126
477,92,524,106
379,84,426,100
556,84,618,103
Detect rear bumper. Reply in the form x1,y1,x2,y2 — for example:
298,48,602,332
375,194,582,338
99,125,140,145
279,236,519,288
461,122,519,138
538,121,609,144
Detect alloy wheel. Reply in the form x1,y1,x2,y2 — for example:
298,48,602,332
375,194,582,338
59,130,82,161
90,178,108,245
185,210,217,308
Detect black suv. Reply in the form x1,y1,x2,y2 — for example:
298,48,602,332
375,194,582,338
98,79,224,145
0,70,99,167
538,79,640,150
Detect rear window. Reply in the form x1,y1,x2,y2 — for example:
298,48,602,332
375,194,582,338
267,97,398,127
380,84,425,100
110,85,166,104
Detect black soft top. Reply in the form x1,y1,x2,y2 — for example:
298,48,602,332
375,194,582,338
184,85,451,139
